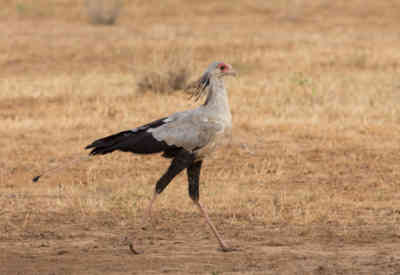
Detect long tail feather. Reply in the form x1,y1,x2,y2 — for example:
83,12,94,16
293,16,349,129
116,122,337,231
32,154,91,183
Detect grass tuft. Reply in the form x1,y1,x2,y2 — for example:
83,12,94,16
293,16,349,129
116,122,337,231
85,0,123,25
137,48,193,94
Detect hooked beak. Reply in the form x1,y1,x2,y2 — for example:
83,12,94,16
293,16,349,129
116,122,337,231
224,69,238,78
229,69,238,77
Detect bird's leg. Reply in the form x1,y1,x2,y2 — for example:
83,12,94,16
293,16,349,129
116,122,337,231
187,161,233,252
141,190,158,229
194,201,231,252
141,151,195,230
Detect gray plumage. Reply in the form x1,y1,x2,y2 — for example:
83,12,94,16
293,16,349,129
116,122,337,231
85,61,237,252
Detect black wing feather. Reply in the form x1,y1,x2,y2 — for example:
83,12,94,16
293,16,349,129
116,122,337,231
85,117,180,157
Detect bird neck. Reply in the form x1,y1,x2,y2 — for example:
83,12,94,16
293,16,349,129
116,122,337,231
203,77,231,116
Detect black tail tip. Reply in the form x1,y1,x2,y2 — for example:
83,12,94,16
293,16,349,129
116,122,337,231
32,175,41,182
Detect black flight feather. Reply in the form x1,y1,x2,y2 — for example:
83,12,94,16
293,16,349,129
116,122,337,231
85,117,180,157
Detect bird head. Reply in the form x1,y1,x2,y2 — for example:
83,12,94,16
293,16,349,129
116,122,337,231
207,62,237,78
185,62,237,101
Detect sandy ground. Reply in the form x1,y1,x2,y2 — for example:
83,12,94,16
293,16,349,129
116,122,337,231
2,212,400,275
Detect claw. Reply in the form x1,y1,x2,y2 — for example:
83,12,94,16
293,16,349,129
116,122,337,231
128,243,143,255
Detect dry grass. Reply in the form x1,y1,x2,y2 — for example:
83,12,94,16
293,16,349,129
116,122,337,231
1,0,400,273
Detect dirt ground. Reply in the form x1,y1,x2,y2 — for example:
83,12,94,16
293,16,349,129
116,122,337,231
2,217,400,275
2,0,400,274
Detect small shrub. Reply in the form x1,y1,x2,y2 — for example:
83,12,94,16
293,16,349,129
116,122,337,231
137,69,191,94
85,0,123,25
137,50,193,94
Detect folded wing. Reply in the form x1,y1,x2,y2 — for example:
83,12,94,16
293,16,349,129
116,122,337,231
149,115,223,152
85,109,221,158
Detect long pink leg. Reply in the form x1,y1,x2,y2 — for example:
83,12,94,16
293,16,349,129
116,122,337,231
194,200,232,252
128,192,159,254
141,191,158,229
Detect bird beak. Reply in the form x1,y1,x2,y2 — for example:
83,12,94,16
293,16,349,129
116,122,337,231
223,64,237,78
226,69,238,78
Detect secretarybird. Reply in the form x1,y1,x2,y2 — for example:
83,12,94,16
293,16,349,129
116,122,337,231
85,61,237,252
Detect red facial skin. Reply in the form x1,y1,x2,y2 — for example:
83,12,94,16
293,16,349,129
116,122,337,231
217,62,230,72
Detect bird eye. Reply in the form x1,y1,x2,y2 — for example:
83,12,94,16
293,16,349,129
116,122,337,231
220,65,226,70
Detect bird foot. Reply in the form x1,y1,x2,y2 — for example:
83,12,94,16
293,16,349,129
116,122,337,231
218,246,238,252
128,242,143,255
